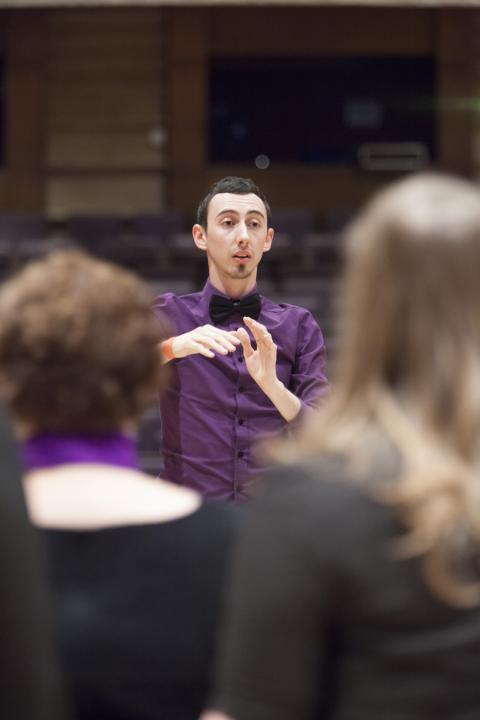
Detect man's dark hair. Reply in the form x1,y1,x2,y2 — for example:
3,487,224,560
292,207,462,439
196,176,272,228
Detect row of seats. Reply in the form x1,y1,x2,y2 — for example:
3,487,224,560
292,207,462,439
0,234,341,284
0,212,342,475
0,212,342,315
0,207,352,245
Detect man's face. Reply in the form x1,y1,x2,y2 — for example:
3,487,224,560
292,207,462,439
195,193,273,283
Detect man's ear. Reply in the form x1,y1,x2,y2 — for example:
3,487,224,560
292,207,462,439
192,224,207,251
263,228,274,254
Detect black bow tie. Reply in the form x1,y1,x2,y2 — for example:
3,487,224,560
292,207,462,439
209,292,261,324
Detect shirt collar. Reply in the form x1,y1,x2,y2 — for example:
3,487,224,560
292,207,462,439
201,278,259,303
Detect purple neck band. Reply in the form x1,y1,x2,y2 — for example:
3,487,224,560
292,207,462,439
21,433,138,472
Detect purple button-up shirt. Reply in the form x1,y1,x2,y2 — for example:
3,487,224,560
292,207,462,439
153,280,328,501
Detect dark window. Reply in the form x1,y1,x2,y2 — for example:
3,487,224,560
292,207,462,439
209,56,436,166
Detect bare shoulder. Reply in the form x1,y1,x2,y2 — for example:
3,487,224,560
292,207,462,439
23,464,202,530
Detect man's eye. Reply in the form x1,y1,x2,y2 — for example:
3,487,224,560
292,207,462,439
222,219,233,226
249,221,260,229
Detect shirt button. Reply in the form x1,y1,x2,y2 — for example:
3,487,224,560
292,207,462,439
238,451,244,458
238,356,244,363
238,419,244,425
238,386,244,393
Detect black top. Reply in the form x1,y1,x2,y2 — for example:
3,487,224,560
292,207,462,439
0,408,68,720
213,461,480,720
40,502,240,720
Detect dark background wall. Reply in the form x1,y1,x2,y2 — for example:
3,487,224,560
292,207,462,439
0,6,476,219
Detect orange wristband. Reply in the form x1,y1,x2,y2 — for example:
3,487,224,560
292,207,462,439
161,336,176,363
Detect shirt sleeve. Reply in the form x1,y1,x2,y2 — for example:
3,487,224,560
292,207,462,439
152,292,178,337
289,310,329,421
211,466,338,720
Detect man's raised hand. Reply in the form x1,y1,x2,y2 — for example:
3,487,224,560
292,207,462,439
236,316,278,392
237,316,301,422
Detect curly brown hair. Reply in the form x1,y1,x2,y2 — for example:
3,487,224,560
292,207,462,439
0,250,167,433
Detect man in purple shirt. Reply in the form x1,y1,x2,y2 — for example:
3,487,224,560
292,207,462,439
154,176,327,501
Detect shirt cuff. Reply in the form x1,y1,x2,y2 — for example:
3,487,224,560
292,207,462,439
161,337,176,363
287,399,317,431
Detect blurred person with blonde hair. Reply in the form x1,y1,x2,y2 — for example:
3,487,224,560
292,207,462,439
202,173,480,720
0,250,240,720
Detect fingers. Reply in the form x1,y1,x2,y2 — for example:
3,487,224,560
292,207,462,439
191,333,231,355
200,325,241,353
189,341,215,358
186,325,240,357
236,327,254,358
173,325,240,359
243,316,274,346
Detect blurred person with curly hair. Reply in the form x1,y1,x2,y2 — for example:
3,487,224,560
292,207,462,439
0,250,240,720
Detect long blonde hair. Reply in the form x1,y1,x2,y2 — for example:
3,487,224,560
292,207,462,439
287,173,480,606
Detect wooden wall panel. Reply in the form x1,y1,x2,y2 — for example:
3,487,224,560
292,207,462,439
2,10,47,210
3,1,480,7
204,165,388,215
46,8,167,217
0,5,477,218
166,7,208,208
210,7,433,56
48,133,162,169
47,174,165,217
435,9,477,174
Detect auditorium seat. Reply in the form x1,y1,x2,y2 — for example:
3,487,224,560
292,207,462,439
272,209,315,243
0,213,49,275
66,214,125,257
301,232,342,273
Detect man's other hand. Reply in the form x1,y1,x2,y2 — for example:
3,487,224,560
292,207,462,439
170,325,241,359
